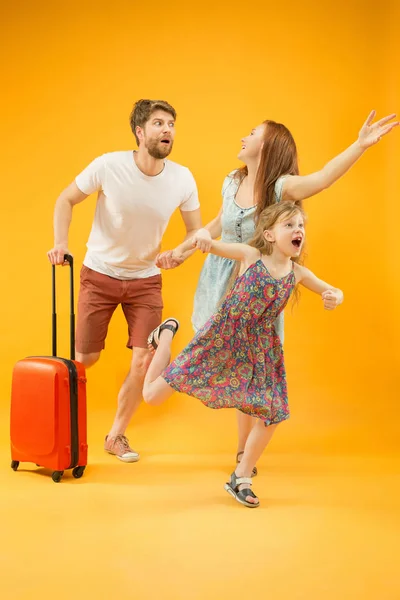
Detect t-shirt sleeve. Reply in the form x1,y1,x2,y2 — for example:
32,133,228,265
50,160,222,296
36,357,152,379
75,155,105,195
180,169,200,211
274,174,290,203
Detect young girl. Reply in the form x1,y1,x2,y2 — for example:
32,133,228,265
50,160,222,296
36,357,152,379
156,110,397,477
144,202,343,508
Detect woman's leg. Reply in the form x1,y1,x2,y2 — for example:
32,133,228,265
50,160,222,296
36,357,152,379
235,421,278,505
143,324,176,406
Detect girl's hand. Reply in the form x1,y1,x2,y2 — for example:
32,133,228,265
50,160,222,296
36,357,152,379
358,110,399,149
192,228,212,253
321,289,343,310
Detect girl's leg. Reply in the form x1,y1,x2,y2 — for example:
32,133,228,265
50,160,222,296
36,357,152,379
236,411,258,475
236,411,255,455
143,324,176,406
235,420,278,505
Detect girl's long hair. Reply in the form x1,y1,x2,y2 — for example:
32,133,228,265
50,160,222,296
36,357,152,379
234,120,300,219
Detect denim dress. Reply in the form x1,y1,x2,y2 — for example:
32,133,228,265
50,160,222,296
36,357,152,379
191,170,288,341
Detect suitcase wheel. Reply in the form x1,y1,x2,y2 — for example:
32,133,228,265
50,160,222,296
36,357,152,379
11,460,20,471
52,471,64,483
72,466,86,479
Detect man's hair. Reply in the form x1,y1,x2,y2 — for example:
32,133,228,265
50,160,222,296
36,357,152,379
130,99,177,145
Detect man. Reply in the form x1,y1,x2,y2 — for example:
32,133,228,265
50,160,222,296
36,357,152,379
47,99,202,462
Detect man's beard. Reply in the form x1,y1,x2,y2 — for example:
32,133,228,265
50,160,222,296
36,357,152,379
146,137,173,159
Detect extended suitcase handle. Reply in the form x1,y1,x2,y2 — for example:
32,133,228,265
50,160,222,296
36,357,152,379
52,254,75,360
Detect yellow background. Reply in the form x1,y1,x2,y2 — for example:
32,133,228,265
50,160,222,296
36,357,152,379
1,1,399,599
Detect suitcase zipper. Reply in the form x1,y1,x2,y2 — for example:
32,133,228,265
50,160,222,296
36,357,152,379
28,356,79,469
60,359,79,470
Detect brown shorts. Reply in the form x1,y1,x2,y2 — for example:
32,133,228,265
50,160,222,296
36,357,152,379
76,266,163,353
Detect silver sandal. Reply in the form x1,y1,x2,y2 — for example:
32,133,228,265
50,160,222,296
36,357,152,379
224,471,260,508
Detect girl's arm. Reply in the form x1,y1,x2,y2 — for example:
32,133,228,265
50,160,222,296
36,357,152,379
175,236,258,263
174,208,222,258
283,111,398,202
294,264,344,310
208,239,259,262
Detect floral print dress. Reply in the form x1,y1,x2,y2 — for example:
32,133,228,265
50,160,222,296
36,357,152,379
163,258,295,426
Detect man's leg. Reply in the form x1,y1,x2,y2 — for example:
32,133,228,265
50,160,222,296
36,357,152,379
76,265,130,456
76,265,119,362
75,352,101,368
104,274,164,462
103,347,151,462
108,347,151,436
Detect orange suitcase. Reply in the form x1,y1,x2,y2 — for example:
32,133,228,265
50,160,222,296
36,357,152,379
10,255,88,483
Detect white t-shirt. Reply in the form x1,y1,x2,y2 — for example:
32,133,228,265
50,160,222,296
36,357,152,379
75,151,200,279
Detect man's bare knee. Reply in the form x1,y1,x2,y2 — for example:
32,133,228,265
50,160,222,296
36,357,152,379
76,351,101,368
130,350,151,379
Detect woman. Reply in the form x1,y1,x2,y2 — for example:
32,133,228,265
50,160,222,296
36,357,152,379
156,110,398,474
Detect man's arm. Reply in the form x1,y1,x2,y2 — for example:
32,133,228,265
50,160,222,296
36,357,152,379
47,182,88,265
176,207,222,259
155,208,203,269
180,208,202,240
156,207,222,269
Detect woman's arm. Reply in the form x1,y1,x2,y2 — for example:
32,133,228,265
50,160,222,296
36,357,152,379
205,207,223,239
294,264,344,310
283,110,398,202
174,208,222,258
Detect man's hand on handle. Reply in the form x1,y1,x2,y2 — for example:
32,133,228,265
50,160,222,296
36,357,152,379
47,246,71,266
